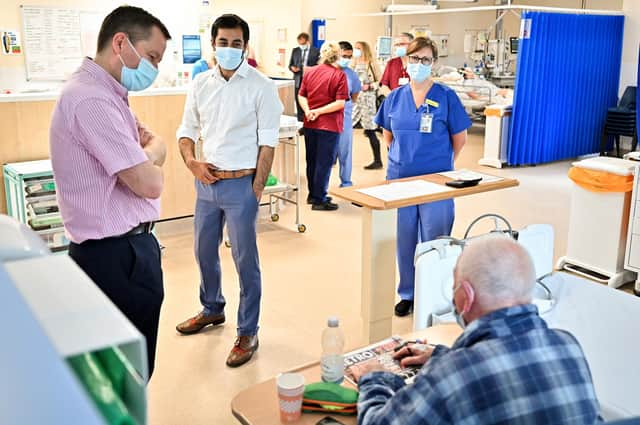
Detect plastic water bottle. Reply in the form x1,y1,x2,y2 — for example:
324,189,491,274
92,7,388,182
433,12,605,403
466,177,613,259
321,317,345,384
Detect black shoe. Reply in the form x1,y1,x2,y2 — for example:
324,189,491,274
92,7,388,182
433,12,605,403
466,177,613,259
364,161,383,170
394,300,414,317
307,196,331,205
312,201,339,211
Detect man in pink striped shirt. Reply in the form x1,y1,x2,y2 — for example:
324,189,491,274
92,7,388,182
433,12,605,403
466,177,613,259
49,6,171,380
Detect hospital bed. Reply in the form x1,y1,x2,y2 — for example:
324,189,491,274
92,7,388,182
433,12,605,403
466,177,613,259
412,215,640,420
440,81,494,122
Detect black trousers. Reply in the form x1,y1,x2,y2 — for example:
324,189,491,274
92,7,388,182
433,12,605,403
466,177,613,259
294,85,304,122
69,233,164,380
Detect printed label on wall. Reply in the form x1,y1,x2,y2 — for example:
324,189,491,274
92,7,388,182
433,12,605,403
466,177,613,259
520,19,532,39
1,30,22,55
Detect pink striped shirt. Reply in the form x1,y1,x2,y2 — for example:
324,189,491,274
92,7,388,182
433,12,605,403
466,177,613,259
49,58,159,243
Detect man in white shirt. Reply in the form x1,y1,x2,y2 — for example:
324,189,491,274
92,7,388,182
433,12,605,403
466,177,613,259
175,14,283,368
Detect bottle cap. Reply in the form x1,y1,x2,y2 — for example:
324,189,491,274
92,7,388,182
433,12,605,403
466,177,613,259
327,317,339,327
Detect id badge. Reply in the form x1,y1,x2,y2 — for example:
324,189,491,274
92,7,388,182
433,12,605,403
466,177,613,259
398,77,409,86
420,112,433,133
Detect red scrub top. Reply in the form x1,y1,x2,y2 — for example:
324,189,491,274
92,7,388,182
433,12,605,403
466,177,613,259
380,57,409,91
299,64,349,133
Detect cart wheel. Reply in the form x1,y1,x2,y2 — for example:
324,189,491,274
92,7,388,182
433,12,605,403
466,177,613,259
271,213,280,222
224,240,232,248
298,224,307,233
634,288,640,297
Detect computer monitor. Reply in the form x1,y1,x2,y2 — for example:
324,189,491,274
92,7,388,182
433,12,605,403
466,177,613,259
509,37,519,54
182,35,202,64
376,36,392,57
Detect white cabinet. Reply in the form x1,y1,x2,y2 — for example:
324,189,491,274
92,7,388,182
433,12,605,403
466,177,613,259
624,165,640,295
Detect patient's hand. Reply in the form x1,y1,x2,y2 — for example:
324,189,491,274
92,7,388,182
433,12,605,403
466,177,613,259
392,343,435,368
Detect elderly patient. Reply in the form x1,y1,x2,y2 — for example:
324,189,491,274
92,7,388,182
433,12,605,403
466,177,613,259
352,234,601,425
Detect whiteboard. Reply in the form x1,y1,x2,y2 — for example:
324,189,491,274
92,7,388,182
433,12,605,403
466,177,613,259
21,6,103,81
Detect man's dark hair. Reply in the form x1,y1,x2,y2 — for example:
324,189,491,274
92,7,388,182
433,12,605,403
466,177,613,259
297,32,310,42
339,41,353,51
211,14,250,44
97,6,171,52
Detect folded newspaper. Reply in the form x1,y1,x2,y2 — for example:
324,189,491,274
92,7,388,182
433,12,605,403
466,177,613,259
343,336,421,386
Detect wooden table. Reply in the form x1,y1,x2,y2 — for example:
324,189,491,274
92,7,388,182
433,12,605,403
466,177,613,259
330,172,519,343
231,324,462,424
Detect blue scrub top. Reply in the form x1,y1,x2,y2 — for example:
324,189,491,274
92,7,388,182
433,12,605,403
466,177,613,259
343,67,362,120
375,83,471,179
191,58,210,79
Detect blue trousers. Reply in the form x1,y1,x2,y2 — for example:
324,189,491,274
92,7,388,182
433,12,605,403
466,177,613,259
305,128,340,203
337,118,354,188
397,199,454,301
194,176,261,336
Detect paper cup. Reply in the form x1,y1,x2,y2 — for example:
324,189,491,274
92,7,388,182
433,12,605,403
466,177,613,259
276,372,305,422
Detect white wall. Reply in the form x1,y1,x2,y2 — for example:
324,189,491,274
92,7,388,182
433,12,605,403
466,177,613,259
620,0,639,96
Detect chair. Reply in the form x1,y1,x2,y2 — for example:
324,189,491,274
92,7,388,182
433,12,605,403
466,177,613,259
600,86,637,157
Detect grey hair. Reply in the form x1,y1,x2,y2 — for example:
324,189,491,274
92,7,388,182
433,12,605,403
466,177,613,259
399,32,414,41
319,41,340,64
454,233,535,307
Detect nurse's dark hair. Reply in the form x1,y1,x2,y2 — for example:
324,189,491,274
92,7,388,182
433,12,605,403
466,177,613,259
407,36,438,60
339,41,353,51
97,6,171,52
211,14,250,44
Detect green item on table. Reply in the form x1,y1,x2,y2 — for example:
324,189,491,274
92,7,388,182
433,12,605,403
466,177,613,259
266,173,278,186
95,347,128,398
304,382,359,404
42,182,55,191
67,352,137,425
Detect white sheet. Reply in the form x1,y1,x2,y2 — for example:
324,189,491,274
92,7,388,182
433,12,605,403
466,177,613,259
357,180,449,202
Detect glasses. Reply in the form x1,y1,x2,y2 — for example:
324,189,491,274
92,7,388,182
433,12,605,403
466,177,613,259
408,55,434,66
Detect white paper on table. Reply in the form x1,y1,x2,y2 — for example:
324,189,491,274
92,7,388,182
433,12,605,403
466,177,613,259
437,169,504,183
356,180,449,202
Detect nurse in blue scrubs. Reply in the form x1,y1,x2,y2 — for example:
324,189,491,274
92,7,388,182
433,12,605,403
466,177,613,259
375,37,471,317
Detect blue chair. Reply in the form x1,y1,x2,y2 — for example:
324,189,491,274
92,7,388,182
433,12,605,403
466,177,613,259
600,86,637,157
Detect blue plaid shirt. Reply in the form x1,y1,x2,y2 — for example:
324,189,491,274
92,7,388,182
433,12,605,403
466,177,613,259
357,304,600,425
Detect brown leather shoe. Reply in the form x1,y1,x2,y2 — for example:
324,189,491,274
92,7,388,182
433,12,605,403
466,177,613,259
176,312,225,335
226,335,259,367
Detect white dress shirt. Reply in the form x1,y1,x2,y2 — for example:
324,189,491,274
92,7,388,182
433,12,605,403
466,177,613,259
176,60,283,170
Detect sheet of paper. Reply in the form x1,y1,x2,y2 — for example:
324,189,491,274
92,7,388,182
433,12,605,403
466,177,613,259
357,180,449,202
437,169,504,183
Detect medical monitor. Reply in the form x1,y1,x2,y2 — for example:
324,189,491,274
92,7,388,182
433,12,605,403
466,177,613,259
376,36,392,57
509,37,519,54
182,35,202,64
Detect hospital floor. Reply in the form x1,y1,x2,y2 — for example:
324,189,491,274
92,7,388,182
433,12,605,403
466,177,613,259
148,127,635,425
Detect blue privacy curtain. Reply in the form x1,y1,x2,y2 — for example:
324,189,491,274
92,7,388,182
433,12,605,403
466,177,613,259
508,12,624,165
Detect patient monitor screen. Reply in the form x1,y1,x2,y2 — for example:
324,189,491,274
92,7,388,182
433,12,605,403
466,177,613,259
377,36,392,57
510,37,519,54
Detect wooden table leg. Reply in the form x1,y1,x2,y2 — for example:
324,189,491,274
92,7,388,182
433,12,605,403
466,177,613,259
361,208,397,343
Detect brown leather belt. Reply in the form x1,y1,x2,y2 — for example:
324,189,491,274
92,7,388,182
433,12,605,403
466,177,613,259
211,169,255,179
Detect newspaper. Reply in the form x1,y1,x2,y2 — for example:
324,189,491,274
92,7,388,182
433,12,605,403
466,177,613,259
343,336,421,386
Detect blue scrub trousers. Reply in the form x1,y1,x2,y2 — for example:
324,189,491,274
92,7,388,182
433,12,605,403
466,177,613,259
396,199,454,301
337,103,354,187
305,128,340,203
194,176,261,336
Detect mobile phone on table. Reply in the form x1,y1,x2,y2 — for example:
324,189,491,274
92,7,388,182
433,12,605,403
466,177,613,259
316,416,346,425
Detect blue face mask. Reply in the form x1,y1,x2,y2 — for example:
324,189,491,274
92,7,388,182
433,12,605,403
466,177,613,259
119,37,158,91
407,63,432,83
338,57,352,68
215,47,244,70
353,48,362,58
395,46,407,57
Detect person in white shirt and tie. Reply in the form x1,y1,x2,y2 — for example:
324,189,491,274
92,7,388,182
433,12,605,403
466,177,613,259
289,32,320,123
175,14,283,368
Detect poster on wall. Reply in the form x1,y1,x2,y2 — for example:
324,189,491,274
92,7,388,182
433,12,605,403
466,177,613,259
1,30,22,55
